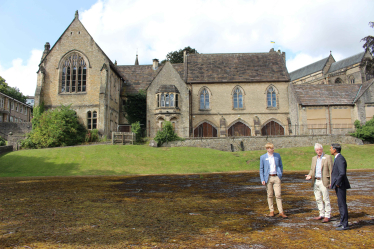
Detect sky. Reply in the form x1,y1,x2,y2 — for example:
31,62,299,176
0,0,373,96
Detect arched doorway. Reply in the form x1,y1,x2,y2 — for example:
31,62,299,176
228,121,251,137
261,121,284,136
194,122,218,137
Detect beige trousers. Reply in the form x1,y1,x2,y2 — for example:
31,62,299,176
314,179,331,218
266,176,283,213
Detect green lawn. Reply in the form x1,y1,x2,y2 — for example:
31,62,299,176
0,144,373,177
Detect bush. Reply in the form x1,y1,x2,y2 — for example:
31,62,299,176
21,104,87,149
85,129,99,143
131,121,143,143
0,136,6,146
351,116,374,143
154,121,182,146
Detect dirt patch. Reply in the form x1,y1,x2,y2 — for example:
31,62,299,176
0,171,373,248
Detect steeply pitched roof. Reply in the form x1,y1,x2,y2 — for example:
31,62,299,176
292,84,362,106
289,57,330,81
117,63,185,95
186,52,290,83
327,52,365,74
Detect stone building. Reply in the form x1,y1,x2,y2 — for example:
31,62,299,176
34,11,374,139
290,50,373,85
0,91,33,123
35,11,125,138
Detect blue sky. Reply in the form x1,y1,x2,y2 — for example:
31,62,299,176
0,0,373,96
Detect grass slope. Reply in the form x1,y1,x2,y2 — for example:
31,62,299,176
0,144,373,177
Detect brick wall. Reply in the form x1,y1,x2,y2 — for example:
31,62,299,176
162,134,363,152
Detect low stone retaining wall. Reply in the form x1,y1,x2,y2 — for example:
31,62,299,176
0,145,13,155
7,135,27,150
0,122,32,140
162,135,363,152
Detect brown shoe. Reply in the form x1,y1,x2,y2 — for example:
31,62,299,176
322,218,330,223
267,211,275,217
279,212,288,218
313,216,324,220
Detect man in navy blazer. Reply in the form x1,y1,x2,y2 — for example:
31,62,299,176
330,143,351,230
260,143,287,218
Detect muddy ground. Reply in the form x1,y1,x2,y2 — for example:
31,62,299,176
0,171,373,248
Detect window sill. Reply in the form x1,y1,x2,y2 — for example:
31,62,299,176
59,92,87,95
199,108,211,111
266,107,279,110
233,108,246,111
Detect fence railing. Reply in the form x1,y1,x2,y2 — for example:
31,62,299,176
146,123,357,138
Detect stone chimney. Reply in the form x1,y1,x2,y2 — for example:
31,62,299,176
153,59,159,70
282,51,286,62
41,42,50,62
75,10,79,19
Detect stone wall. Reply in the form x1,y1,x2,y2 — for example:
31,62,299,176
0,145,13,155
162,135,363,152
0,122,32,140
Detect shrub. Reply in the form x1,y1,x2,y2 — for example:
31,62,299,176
0,136,6,146
154,121,181,146
21,104,87,149
351,116,374,143
85,129,99,143
131,121,142,143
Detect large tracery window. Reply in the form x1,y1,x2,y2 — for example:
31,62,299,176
61,53,87,93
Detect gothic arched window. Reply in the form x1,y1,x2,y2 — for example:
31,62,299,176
233,87,243,109
267,86,277,108
61,53,87,93
200,88,210,110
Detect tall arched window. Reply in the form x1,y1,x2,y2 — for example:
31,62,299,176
61,53,87,93
200,88,210,110
267,86,277,108
233,87,243,109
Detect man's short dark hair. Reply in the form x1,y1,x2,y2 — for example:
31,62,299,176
331,143,341,153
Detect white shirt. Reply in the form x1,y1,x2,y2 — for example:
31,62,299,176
315,153,323,178
268,154,276,174
335,153,340,159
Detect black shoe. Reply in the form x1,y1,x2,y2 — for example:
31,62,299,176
336,226,349,231
334,223,342,227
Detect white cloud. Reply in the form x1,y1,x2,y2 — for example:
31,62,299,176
0,49,43,96
78,0,372,69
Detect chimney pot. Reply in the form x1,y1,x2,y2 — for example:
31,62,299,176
153,59,159,70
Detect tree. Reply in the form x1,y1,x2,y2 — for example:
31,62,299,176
154,121,182,146
351,117,374,143
0,76,27,103
21,105,87,149
360,22,374,77
161,46,198,64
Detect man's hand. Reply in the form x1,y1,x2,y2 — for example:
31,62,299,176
305,175,312,180
262,181,266,186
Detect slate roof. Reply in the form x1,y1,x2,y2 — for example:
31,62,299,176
292,84,362,106
327,52,365,74
156,85,180,93
289,57,330,81
117,63,184,95
186,52,290,83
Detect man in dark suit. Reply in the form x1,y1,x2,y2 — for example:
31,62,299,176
330,143,351,230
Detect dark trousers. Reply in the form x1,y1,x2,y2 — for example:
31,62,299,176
335,187,348,227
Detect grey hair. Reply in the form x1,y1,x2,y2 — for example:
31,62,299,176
314,143,323,150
